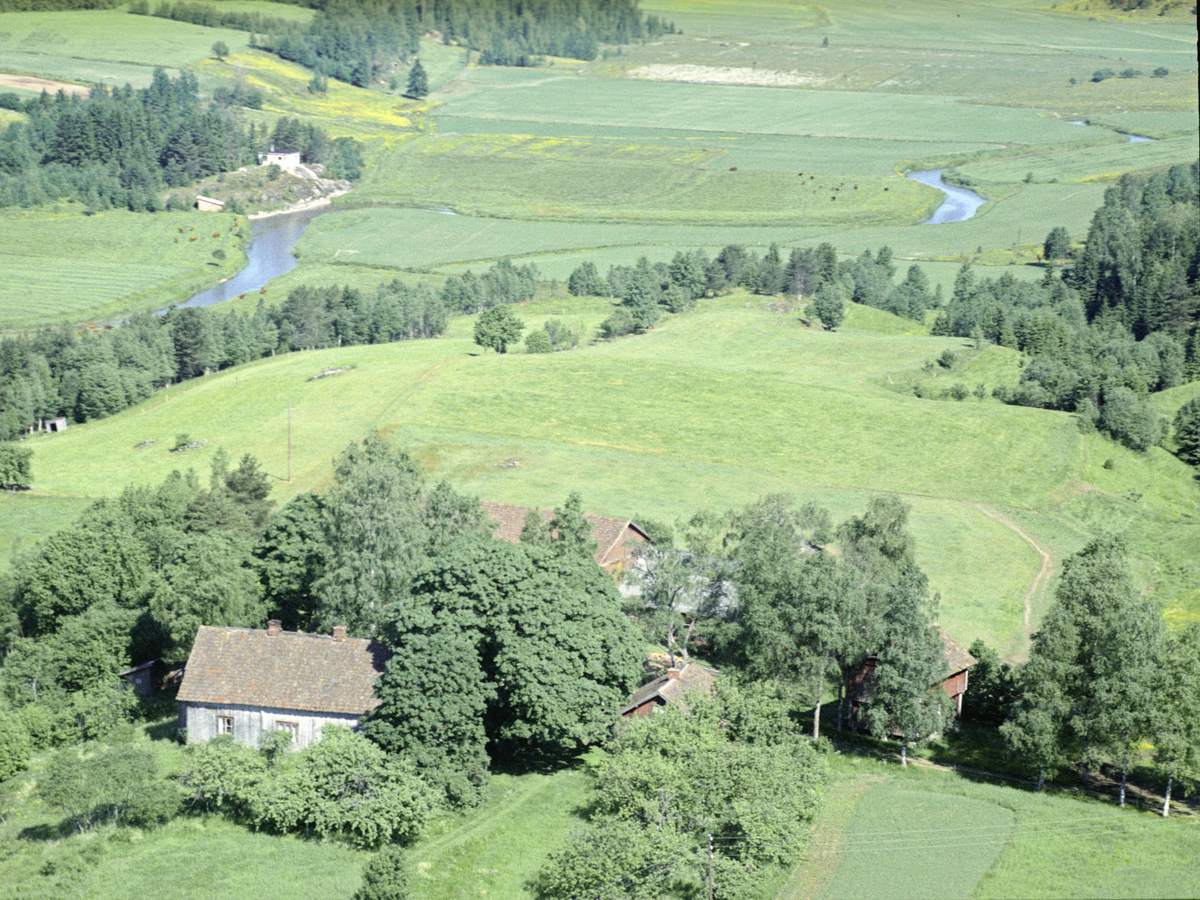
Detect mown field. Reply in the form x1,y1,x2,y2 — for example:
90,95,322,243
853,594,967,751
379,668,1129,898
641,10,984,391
0,210,248,330
781,754,1200,900
0,9,251,88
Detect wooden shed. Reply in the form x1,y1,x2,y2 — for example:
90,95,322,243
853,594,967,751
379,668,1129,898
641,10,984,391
482,501,650,574
194,194,226,212
176,620,388,750
849,627,977,728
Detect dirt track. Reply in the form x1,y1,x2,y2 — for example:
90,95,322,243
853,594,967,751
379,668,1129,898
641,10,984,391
0,72,89,97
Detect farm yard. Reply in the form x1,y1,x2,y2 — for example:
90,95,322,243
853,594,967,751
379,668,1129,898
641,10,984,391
0,0,1197,897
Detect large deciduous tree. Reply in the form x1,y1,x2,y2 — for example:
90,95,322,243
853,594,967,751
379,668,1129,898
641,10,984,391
314,434,429,636
1003,537,1162,801
1152,623,1200,816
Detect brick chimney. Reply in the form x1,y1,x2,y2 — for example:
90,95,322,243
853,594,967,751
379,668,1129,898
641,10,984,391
266,619,282,636
667,667,682,681
332,625,346,643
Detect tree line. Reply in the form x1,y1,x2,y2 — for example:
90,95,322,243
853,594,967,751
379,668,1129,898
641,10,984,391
0,278,446,441
423,0,673,66
0,70,363,210
564,242,934,338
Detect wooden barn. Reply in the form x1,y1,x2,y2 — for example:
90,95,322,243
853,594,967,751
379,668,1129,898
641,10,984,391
481,501,650,574
848,627,977,729
620,662,719,719
176,620,388,750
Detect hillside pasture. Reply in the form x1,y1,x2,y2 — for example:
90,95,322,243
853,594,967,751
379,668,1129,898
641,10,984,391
0,209,247,329
625,0,1197,111
23,295,1198,654
197,51,419,139
0,10,248,87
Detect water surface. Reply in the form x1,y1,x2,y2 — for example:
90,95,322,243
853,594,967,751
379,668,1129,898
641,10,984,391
181,207,329,309
905,169,987,224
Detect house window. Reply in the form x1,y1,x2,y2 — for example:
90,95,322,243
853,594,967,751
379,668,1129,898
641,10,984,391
216,715,234,735
277,721,299,742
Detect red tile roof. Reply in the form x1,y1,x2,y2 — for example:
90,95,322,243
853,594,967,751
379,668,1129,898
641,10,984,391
481,501,649,568
177,625,389,715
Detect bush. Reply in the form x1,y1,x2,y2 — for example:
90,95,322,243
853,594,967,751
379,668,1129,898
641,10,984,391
0,93,21,111
0,711,31,781
354,845,412,900
178,734,267,814
1153,66,1169,77
525,330,553,354
599,308,634,339
1100,386,1164,451
938,349,958,369
252,727,436,848
948,382,970,401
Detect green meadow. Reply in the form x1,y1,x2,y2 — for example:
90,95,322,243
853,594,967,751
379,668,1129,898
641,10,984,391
785,755,1200,900
0,209,248,329
0,10,250,87
21,295,1199,656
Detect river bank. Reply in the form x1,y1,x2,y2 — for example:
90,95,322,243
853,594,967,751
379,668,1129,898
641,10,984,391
248,187,352,222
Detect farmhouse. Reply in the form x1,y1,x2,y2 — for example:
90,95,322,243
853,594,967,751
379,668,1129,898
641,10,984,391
176,620,388,749
259,149,302,171
620,661,719,718
848,627,977,728
482,500,650,573
194,194,225,212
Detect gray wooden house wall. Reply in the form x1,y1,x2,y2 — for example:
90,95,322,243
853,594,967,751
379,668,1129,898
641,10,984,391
180,701,360,750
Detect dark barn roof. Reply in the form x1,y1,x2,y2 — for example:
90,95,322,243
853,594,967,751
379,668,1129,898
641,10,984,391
939,628,977,679
177,625,389,715
481,501,650,568
621,662,719,715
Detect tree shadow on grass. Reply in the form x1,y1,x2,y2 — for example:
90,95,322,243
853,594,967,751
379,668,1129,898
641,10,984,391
142,719,180,742
18,822,68,842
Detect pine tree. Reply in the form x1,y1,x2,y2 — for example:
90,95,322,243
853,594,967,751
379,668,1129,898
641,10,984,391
406,59,428,98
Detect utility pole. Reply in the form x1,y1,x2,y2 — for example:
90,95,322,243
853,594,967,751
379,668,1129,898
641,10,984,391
286,402,292,483
706,833,714,900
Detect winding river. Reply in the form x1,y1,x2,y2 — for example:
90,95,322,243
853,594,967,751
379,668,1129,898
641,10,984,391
905,169,987,224
181,206,330,309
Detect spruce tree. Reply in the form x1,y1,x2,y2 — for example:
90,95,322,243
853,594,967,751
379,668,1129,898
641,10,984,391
406,59,428,98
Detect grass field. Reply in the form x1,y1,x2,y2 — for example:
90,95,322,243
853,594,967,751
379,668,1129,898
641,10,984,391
0,10,250,88
0,209,248,329
783,754,1200,900
18,294,1197,656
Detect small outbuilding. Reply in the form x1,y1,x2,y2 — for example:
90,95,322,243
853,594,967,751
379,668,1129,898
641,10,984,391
848,627,978,729
620,661,719,719
176,620,388,750
43,416,68,433
482,500,650,574
194,195,226,212
118,659,162,698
